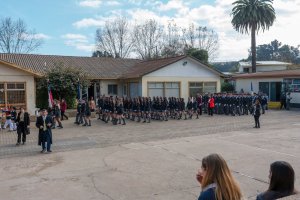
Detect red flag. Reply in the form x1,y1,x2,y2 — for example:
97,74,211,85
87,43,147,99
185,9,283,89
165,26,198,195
48,84,54,108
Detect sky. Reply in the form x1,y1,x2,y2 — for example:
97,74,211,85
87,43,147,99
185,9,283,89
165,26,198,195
0,0,299,61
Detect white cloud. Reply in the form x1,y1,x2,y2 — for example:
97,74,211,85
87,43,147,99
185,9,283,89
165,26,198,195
106,1,121,6
73,18,105,28
78,0,102,8
62,33,94,52
158,0,185,11
32,33,51,40
72,0,300,60
62,33,87,41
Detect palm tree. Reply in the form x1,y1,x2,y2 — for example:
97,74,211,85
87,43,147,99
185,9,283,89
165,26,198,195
231,0,276,73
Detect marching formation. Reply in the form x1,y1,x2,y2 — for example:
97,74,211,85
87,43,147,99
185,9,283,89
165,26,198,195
73,93,268,126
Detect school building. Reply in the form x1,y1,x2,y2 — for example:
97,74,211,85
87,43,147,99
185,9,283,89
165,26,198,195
0,53,223,114
233,61,300,108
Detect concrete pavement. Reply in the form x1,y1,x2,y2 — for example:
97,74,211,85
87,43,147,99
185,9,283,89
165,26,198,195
0,110,299,199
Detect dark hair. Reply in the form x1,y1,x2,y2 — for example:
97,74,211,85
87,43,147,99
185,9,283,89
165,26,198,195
269,161,295,194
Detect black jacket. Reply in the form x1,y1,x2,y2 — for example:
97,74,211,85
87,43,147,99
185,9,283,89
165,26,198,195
36,115,53,145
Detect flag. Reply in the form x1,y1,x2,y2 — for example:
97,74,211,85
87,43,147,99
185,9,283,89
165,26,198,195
48,82,54,108
251,81,253,92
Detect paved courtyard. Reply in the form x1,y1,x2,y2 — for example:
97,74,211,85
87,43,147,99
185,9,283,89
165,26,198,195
0,110,299,200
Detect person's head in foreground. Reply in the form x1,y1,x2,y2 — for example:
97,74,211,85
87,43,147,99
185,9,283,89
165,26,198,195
197,153,242,200
257,161,296,200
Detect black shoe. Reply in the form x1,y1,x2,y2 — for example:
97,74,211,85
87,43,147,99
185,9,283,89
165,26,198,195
41,149,46,153
253,126,257,128
16,143,20,146
47,150,52,153
22,142,25,145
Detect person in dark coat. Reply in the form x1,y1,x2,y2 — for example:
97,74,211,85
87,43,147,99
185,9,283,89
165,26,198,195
36,109,53,153
253,99,261,128
15,107,30,145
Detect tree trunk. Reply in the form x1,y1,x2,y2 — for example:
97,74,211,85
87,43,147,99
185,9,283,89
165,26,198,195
251,26,257,73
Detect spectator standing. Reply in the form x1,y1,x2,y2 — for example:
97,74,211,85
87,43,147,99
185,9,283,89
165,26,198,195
60,98,68,120
208,95,215,116
15,107,30,145
89,96,96,112
53,100,63,129
36,109,53,153
196,154,242,200
286,92,292,110
280,92,286,109
257,161,297,200
253,99,261,128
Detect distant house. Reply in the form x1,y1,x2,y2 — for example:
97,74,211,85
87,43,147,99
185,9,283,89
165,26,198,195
0,53,223,113
238,61,292,73
233,61,300,107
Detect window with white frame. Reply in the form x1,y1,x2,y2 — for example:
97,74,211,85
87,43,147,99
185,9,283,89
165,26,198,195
0,82,26,109
108,84,118,95
148,82,180,98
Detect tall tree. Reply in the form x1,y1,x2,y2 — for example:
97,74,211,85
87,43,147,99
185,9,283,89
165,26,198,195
132,19,164,60
0,17,43,53
247,39,300,64
161,21,183,58
186,48,208,63
95,17,132,58
181,23,219,61
231,0,276,73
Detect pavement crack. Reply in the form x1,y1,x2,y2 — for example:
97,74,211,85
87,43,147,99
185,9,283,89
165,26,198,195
89,173,115,200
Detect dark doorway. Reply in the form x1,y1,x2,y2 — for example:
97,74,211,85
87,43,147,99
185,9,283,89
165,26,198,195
259,82,270,97
88,83,95,100
270,82,281,101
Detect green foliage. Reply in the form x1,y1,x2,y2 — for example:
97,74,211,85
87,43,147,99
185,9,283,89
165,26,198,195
36,62,90,109
221,82,235,92
211,61,239,72
92,50,113,57
186,48,208,63
231,0,276,34
246,40,300,64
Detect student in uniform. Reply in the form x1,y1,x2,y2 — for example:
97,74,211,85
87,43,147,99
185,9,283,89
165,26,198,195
185,97,193,120
15,107,30,145
257,161,297,200
196,154,243,200
3,107,13,131
208,95,215,116
83,99,92,126
116,99,126,125
253,99,261,128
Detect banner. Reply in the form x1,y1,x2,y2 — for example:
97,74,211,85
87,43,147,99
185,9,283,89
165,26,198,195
48,82,54,108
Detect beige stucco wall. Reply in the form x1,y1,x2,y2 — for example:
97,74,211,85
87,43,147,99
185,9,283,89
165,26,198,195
142,76,221,100
0,62,36,114
99,79,122,96
141,57,221,100
235,78,283,93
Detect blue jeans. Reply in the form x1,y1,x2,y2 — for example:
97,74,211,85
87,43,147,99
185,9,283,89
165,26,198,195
42,132,51,151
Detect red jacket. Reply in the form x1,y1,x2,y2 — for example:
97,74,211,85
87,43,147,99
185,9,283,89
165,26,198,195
60,101,67,112
209,97,215,108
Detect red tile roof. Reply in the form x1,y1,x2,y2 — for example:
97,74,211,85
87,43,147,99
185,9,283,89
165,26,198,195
233,69,300,79
0,53,223,79
121,55,187,78
0,53,140,79
121,55,223,78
